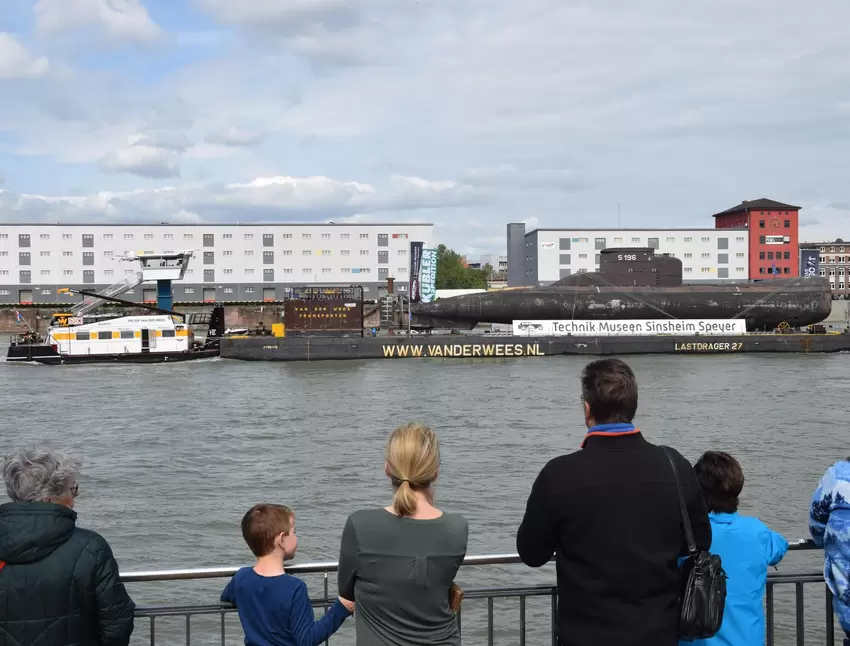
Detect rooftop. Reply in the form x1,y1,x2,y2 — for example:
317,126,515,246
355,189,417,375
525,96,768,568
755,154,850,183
712,198,801,217
525,227,748,235
0,222,433,227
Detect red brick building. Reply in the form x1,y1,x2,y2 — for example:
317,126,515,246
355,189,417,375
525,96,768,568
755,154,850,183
713,198,800,280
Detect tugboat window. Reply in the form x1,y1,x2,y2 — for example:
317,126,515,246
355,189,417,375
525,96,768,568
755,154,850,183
161,330,176,338
120,331,134,339
76,332,90,340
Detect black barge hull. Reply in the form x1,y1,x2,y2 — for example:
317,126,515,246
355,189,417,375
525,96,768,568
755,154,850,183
221,333,850,361
29,348,220,365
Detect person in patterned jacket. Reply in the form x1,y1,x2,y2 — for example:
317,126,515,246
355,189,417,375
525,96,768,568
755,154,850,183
809,458,850,646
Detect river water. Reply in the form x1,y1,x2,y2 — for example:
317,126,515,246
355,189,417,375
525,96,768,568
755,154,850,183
1,350,848,645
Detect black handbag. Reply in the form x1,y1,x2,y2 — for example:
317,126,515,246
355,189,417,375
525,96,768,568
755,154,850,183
663,447,728,641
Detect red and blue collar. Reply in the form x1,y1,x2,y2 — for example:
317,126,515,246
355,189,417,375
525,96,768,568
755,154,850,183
581,423,641,447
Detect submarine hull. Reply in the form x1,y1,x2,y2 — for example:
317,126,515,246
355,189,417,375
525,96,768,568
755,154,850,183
410,277,833,330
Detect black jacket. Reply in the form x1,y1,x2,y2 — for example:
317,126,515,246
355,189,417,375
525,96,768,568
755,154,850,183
516,433,711,646
0,502,135,646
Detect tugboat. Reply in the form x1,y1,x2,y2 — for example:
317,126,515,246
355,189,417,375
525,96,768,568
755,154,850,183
7,251,225,365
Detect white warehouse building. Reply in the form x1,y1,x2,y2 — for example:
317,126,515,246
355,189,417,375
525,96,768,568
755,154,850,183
0,223,433,305
507,224,750,286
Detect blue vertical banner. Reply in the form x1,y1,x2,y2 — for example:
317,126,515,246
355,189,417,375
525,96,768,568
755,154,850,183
419,248,438,303
800,248,819,278
409,241,424,302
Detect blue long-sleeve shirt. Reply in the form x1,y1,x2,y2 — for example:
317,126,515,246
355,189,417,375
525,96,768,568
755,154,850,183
809,459,850,631
221,568,351,646
680,512,788,646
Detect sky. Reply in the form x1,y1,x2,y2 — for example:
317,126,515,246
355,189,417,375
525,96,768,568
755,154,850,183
1,0,849,257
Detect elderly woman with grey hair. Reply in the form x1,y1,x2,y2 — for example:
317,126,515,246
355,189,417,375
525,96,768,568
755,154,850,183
0,448,135,646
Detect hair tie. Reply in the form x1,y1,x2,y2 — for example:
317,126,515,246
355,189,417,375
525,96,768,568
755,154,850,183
399,479,410,485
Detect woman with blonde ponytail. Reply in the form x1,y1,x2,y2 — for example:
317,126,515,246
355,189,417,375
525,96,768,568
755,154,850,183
338,423,468,645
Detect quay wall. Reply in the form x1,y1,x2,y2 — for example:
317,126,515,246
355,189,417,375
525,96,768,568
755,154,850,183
221,332,850,361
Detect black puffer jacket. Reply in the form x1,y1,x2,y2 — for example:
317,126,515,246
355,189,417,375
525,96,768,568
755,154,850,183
0,502,135,646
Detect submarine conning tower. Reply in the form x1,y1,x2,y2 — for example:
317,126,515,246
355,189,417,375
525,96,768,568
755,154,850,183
552,247,683,287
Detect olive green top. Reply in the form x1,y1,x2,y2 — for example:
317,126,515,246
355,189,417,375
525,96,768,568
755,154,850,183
338,508,469,646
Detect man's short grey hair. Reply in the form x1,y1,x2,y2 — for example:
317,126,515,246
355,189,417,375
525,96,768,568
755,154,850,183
2,448,81,503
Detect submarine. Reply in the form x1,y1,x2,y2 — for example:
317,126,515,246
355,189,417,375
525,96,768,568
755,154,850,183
409,247,833,331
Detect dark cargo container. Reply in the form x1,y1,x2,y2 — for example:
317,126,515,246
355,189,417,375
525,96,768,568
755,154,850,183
283,286,364,337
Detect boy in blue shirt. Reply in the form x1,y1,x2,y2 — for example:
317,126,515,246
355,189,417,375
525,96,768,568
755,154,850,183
222,504,354,646
809,458,850,646
682,451,788,646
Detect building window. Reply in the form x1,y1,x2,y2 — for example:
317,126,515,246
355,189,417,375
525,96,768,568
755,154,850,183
631,237,640,243
767,252,774,260
559,238,571,251
63,251,73,257
736,252,745,258
103,251,113,258
321,250,331,256
360,233,368,239
204,269,215,282
318,233,329,240
223,234,232,240
684,268,692,273
759,220,765,228
223,269,233,275
142,233,153,241
282,233,292,239
164,233,173,240
378,251,389,264
737,267,746,273
124,233,134,240
717,268,729,279
717,238,728,250
264,269,274,281
204,234,215,247
759,267,766,274
322,268,332,274
40,233,50,240
244,233,254,241
648,238,659,249
283,268,293,274
40,251,50,257
40,270,50,277
282,250,292,256
83,270,94,284
263,234,274,247
666,237,675,243
684,237,692,243
82,234,94,247
245,287,254,293
759,236,766,244
378,268,389,279
0,251,6,256
223,250,233,256
341,233,350,240
717,254,728,264
18,252,31,266
303,268,312,274
82,252,94,266
303,250,311,256
63,270,73,276
736,237,745,242
62,234,71,240
578,253,588,259
783,252,791,260
204,251,215,264
185,287,195,294
223,287,233,294
245,269,254,276
701,253,710,259
360,250,369,256
398,267,407,273
263,251,274,264
302,233,311,240
378,234,389,247
784,220,790,228
560,254,571,265
784,267,791,274
18,234,30,248
245,250,254,257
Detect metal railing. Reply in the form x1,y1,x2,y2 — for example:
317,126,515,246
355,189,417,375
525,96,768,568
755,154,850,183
123,540,843,646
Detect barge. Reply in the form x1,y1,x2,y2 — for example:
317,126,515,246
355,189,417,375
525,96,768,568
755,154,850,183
221,331,850,361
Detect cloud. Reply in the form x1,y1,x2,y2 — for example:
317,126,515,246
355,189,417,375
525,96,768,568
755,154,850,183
101,138,182,179
34,0,163,43
0,33,49,79
204,127,266,147
0,173,490,224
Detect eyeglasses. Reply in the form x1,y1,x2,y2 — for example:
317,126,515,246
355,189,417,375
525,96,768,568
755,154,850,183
70,482,79,498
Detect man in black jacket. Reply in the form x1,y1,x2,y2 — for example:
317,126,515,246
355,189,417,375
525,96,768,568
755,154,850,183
516,358,711,646
0,448,135,646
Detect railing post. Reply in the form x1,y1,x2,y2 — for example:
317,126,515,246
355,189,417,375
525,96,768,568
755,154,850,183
487,597,494,646
766,582,775,646
150,616,156,646
826,585,835,646
551,590,558,646
185,614,191,646
220,611,225,646
796,582,805,646
520,595,526,646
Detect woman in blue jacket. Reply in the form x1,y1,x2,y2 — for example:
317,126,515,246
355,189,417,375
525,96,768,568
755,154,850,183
681,451,788,646
809,458,850,646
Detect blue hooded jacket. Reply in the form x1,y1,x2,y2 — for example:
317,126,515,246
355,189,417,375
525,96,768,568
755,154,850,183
679,512,788,646
809,459,850,633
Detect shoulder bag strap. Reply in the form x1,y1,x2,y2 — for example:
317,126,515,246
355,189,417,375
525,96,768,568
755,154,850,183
663,446,697,555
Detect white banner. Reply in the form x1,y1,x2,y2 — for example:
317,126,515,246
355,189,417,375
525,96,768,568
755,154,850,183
511,319,748,336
